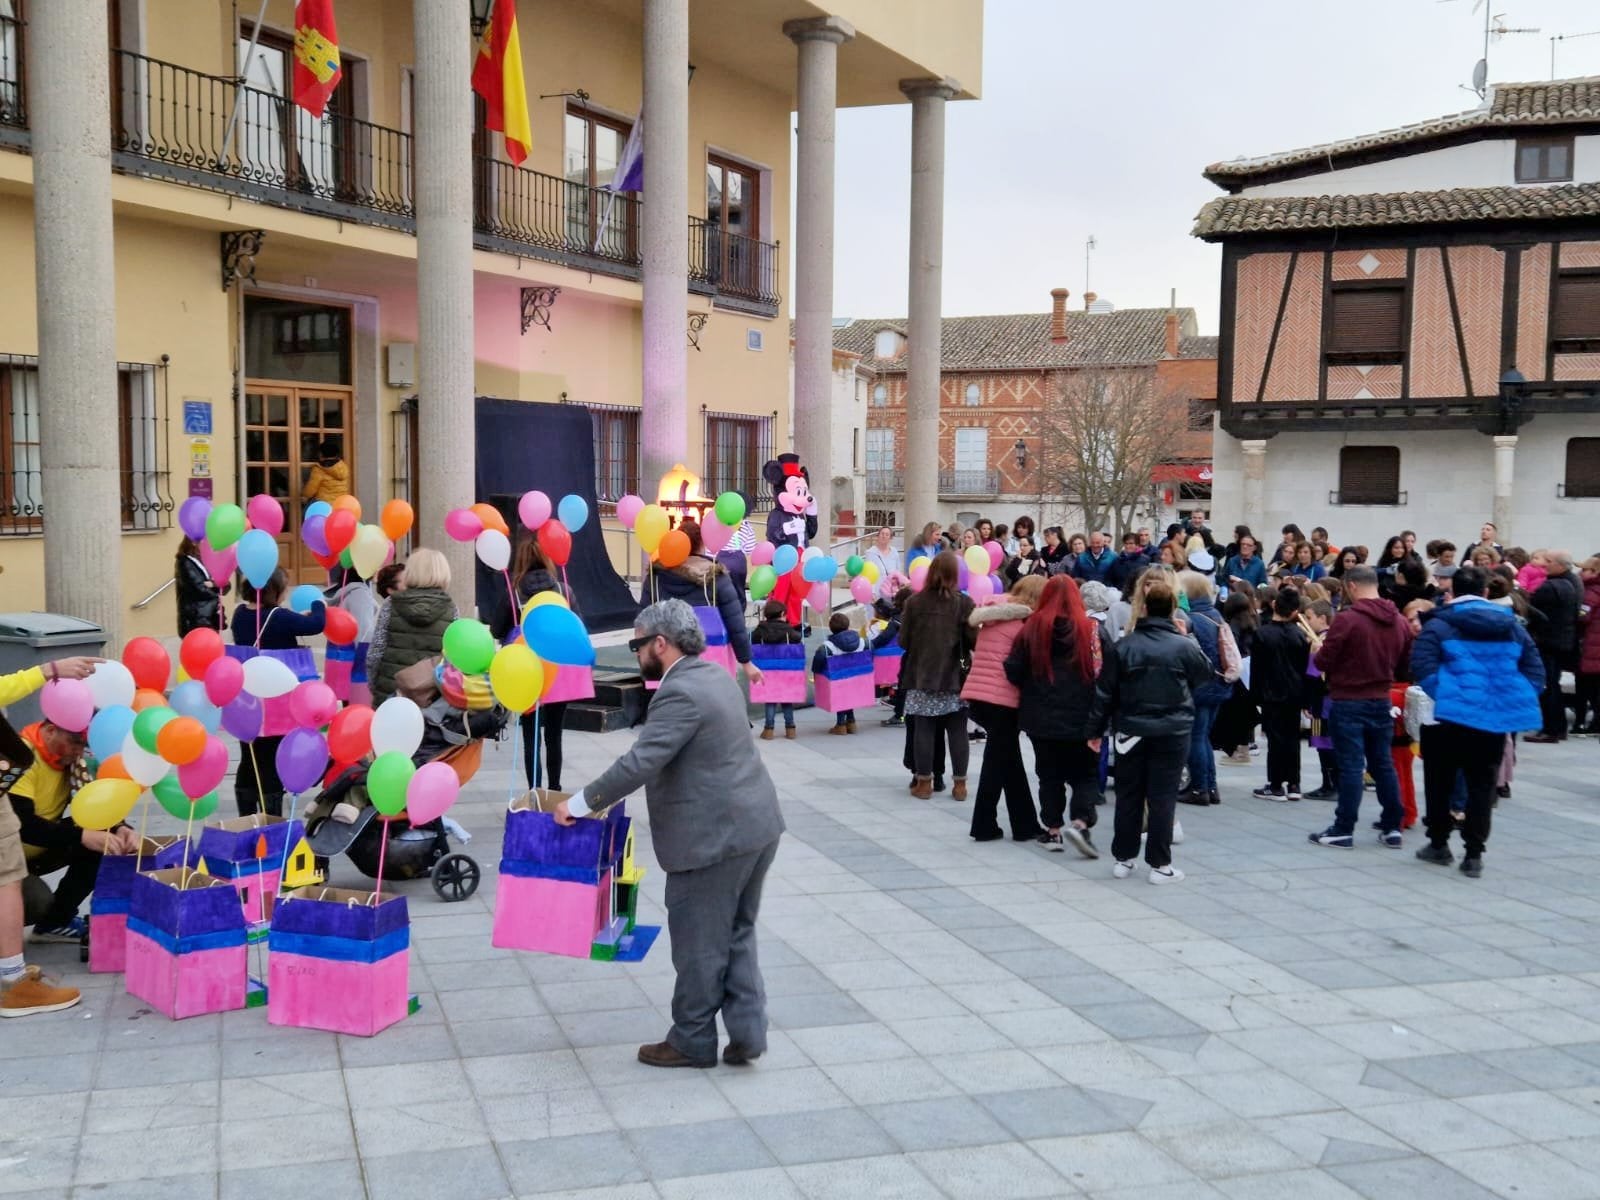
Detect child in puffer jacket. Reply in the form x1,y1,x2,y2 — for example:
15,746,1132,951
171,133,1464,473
751,600,802,739
813,612,864,733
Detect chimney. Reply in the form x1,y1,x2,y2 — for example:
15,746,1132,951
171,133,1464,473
1165,311,1181,359
1083,291,1098,312
1049,288,1070,343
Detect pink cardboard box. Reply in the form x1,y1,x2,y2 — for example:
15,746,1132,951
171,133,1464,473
266,884,412,1037
123,868,248,1019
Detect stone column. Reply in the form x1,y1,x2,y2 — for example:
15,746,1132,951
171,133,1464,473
785,16,853,544
900,78,958,529
30,2,121,642
1493,434,1517,542
640,0,689,498
413,0,475,610
1241,439,1268,535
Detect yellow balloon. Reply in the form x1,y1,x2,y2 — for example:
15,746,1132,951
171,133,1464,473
489,642,545,713
520,591,571,622
963,545,989,575
350,524,391,580
71,777,141,831
861,561,881,584
635,504,670,555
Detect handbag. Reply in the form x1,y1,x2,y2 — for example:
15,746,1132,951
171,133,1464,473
395,656,442,707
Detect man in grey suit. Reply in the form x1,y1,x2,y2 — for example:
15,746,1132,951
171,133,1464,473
549,599,785,1069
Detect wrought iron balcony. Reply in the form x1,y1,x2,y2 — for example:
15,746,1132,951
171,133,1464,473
939,469,1001,497
0,14,25,136
689,216,782,311
866,469,903,497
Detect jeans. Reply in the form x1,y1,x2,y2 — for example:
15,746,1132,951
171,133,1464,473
1031,736,1100,831
1330,698,1403,836
521,702,568,791
1421,721,1505,856
763,703,794,730
1260,700,1302,790
968,702,1039,840
1110,733,1188,869
1187,699,1221,794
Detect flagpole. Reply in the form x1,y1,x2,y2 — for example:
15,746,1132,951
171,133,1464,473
220,0,272,169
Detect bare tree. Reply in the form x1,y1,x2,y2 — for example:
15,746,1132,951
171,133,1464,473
1040,366,1174,537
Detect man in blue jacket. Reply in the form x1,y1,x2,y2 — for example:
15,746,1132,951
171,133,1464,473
1076,531,1116,584
1106,533,1150,591
1410,565,1544,878
1221,534,1267,592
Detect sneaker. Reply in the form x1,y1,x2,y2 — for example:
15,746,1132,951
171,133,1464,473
1149,864,1185,885
331,801,361,824
1286,787,1303,802
1063,826,1098,859
1309,828,1353,848
1415,842,1454,866
1171,818,1184,845
1037,830,1065,853
29,916,87,944
1380,830,1403,849
1304,783,1338,800
1177,788,1210,807
1112,859,1136,879
1460,856,1483,878
0,966,81,1018
1209,790,1221,806
969,728,986,743
1496,784,1511,800
1252,784,1289,802
1248,743,1261,756
880,716,904,727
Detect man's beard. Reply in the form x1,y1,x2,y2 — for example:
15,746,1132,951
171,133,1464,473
639,647,665,682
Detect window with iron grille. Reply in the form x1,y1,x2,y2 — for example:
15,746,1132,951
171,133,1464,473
1337,445,1401,506
584,403,640,508
1326,284,1406,364
1186,398,1216,431
702,408,773,504
1564,438,1600,499
1552,270,1600,353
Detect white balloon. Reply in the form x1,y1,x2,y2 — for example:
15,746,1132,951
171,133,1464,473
475,528,511,572
801,545,822,561
370,696,424,758
242,655,299,699
120,732,171,787
84,660,136,710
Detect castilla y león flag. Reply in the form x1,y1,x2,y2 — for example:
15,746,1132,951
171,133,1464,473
471,0,532,165
292,0,343,117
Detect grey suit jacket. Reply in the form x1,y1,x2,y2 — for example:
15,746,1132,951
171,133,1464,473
584,655,784,874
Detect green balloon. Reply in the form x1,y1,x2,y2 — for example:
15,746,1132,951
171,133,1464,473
132,707,177,755
442,618,495,674
714,491,747,527
846,555,865,578
748,565,777,601
153,777,218,821
367,750,415,816
339,546,354,569
205,503,246,551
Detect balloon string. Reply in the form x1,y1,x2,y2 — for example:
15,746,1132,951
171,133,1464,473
502,569,519,635
373,817,388,906
133,791,151,874
506,707,519,807
532,702,542,798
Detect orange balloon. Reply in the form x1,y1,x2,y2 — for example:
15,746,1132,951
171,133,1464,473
332,494,362,518
470,502,510,536
131,688,167,713
156,715,208,766
657,529,691,569
539,658,560,700
380,498,414,542
97,754,131,781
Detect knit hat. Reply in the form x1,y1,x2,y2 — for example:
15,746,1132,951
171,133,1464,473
1078,581,1112,614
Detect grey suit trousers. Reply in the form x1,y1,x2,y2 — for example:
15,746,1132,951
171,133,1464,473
664,837,780,1062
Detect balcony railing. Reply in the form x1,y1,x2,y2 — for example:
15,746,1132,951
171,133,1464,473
689,216,782,309
0,14,23,134
939,469,1001,497
475,156,641,271
866,469,902,496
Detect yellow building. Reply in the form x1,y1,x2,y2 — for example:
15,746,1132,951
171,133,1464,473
0,0,981,644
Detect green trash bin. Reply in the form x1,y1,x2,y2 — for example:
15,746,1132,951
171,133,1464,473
0,613,108,728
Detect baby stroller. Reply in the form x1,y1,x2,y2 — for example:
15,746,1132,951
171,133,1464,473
304,699,507,902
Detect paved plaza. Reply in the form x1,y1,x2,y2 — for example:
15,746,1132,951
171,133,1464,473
6,715,1600,1199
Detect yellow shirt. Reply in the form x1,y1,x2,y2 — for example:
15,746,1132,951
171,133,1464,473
13,752,69,862
0,666,45,710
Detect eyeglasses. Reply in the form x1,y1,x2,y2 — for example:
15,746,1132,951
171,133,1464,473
628,634,657,653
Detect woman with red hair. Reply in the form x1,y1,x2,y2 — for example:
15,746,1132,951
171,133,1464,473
1004,576,1112,858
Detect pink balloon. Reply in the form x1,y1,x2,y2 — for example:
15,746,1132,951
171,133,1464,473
849,577,874,606
749,541,775,567
909,559,929,592
405,760,461,825
701,513,733,554
203,655,244,706
807,580,831,612
615,494,644,530
199,543,236,588
444,508,483,542
40,679,93,732
289,680,339,729
179,735,229,798
969,574,995,604
984,540,1004,572
518,490,551,531
246,493,285,538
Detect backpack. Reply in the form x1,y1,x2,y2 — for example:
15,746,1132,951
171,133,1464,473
1192,608,1243,683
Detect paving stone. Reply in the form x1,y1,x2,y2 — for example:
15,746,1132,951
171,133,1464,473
747,1105,898,1165
868,1095,1016,1151
625,1117,775,1180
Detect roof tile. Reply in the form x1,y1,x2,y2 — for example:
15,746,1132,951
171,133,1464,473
832,308,1201,371
1192,182,1600,238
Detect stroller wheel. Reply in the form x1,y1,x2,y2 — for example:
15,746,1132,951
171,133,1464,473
431,853,480,903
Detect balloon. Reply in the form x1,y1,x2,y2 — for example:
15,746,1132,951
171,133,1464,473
957,558,970,591
332,494,362,518
518,490,552,531
328,704,374,764
152,776,193,819
179,736,229,798
850,577,874,606
131,688,167,713
350,524,390,580
615,494,645,529
714,491,746,526
749,541,775,567
276,727,330,794
990,573,1004,595
803,554,838,583
405,761,462,825
557,494,589,533
984,541,1005,572
301,514,330,556
700,514,733,554
237,529,280,588
179,628,225,680
846,555,865,578
205,503,246,550
122,637,171,692
71,777,141,830
370,697,424,757
200,543,236,588
242,655,299,699
520,591,570,621
119,733,171,787
288,584,323,614
807,580,831,613
367,751,416,817
40,680,93,733
97,755,131,781
246,493,285,538
132,706,177,754
442,619,495,674
324,606,358,646
380,499,414,542
169,681,221,732
969,574,994,604
488,643,544,712
88,705,136,762
444,508,483,542
471,502,509,536
221,692,264,742
542,520,573,568
522,604,596,667
156,715,207,766
178,496,212,541
339,547,353,570
657,529,690,569
635,505,669,555
909,560,929,593
324,509,358,554
475,528,511,572
289,680,339,729
304,500,333,521
963,545,989,575
861,561,881,584
773,544,799,576
203,655,244,706
748,565,777,601
185,789,220,821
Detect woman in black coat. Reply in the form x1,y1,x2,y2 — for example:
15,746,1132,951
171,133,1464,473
897,551,976,799
648,521,757,680
175,536,223,636
490,533,576,792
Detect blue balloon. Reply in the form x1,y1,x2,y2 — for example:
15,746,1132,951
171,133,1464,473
88,704,136,763
288,584,324,614
304,500,333,520
802,554,837,584
522,604,596,667
773,544,799,576
237,529,279,589
557,494,589,533
169,680,222,733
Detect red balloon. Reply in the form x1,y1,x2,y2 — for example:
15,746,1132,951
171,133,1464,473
179,628,224,681
324,606,358,646
122,636,171,692
542,519,573,567
311,550,340,572
328,703,374,764
325,509,358,555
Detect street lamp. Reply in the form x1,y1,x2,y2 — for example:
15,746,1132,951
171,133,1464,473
470,0,493,39
1013,439,1028,470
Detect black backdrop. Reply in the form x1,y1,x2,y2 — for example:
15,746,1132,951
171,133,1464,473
474,398,641,633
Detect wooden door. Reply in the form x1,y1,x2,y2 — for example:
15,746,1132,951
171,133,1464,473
243,383,353,584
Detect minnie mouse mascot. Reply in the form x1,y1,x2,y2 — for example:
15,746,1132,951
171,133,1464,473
764,453,818,625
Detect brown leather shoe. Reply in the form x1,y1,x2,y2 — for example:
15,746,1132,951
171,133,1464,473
785,727,797,740
951,778,968,801
0,966,81,1018
723,1043,763,1066
910,775,933,800
637,1040,716,1069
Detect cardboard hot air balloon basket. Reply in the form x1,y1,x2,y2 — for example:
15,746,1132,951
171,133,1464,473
267,886,415,1037
124,867,249,1019
89,836,194,974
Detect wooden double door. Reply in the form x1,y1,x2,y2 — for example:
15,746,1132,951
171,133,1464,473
243,384,352,584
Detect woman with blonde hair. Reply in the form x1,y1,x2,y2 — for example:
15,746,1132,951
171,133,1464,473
368,548,457,707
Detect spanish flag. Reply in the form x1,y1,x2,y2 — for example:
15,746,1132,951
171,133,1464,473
292,0,343,118
471,0,532,166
